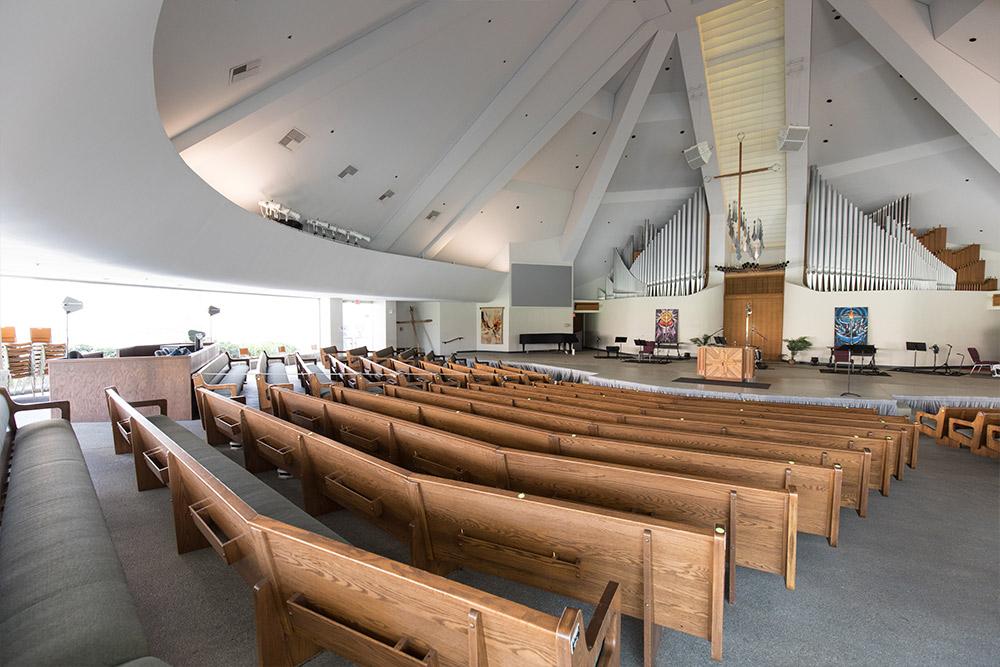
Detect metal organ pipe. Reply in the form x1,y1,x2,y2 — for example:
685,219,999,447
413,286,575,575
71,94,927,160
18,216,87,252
804,167,956,291
608,188,708,298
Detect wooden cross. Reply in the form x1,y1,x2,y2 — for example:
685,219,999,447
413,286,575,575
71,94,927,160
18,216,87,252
396,305,432,349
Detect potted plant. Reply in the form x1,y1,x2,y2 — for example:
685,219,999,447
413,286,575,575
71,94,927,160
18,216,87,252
783,336,812,364
689,333,713,347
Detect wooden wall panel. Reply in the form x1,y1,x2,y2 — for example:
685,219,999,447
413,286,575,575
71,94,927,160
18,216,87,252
723,270,785,360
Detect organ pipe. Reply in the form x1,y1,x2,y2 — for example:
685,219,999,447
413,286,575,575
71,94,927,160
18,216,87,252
805,167,956,291
606,188,708,298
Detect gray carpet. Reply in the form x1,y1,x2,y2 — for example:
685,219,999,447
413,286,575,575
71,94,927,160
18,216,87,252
73,419,1000,666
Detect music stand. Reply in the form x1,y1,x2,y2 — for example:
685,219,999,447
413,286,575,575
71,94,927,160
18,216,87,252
840,344,866,397
856,344,878,374
905,341,926,371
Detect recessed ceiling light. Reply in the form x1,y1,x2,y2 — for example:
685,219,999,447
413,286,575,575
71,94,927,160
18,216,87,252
287,34,292,39
575,165,579,169
965,178,971,182
515,205,520,209
823,139,829,143
631,134,636,139
826,98,832,103
913,97,918,101
829,123,834,127
592,131,597,135
665,67,670,71
680,130,685,134
969,37,977,42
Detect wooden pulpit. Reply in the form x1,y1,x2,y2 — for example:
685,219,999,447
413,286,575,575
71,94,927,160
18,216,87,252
697,346,756,382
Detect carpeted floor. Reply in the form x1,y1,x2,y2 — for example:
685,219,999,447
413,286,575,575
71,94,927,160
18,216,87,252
74,418,1000,666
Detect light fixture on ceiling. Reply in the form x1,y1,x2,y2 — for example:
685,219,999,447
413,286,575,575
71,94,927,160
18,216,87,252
683,142,713,170
425,210,441,221
776,125,809,151
338,165,358,179
278,128,306,151
378,189,395,201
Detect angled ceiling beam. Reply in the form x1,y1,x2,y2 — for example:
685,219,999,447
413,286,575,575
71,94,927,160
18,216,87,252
417,9,657,260
370,0,610,251
828,0,1000,173
783,0,812,284
676,26,726,282
558,30,674,262
172,1,467,154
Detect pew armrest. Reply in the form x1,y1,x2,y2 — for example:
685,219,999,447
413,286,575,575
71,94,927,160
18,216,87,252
127,398,168,415
584,581,622,655
1,388,71,427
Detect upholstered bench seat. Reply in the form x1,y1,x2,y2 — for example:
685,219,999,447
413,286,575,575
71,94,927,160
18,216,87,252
0,412,165,667
148,416,347,544
262,362,290,385
304,362,333,397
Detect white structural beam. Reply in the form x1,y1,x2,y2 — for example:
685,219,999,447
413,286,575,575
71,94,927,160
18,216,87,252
676,27,727,283
783,0,812,285
370,0,610,251
558,30,674,262
172,2,475,154
829,0,1000,173
417,10,657,259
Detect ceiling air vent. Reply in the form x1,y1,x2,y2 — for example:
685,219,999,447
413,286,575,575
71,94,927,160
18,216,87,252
338,165,359,179
229,59,261,84
378,189,395,201
278,128,307,151
425,210,441,220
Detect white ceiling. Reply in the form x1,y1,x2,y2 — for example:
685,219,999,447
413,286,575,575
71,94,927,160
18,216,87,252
154,0,420,138
64,0,993,298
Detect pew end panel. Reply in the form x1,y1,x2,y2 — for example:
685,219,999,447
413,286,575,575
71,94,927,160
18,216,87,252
251,517,622,667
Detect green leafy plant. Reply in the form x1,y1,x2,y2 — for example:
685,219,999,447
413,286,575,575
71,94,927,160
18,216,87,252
783,336,812,363
689,333,713,347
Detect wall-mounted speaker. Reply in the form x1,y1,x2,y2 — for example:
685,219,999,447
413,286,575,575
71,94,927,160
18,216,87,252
683,142,712,170
777,125,809,152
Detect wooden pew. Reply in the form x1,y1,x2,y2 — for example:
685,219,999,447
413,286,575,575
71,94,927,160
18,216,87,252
332,387,842,546
108,390,624,666
986,425,1000,457
327,353,385,392
450,361,526,383
379,383,842,543
430,384,872,514
356,356,429,389
385,357,466,387
947,411,1000,457
269,387,798,590
473,361,551,383
430,387,871,517
294,352,344,398
255,351,294,413
418,358,497,384
915,407,1000,447
468,382,895,496
199,390,727,660
541,381,920,469
554,380,878,414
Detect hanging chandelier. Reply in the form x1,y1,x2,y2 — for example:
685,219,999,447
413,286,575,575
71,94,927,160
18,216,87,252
727,202,764,261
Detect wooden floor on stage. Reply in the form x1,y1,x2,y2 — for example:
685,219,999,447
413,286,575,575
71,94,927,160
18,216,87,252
474,351,996,401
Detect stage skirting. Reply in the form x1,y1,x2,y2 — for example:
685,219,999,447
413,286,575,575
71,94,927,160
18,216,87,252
499,360,900,415
893,395,1000,414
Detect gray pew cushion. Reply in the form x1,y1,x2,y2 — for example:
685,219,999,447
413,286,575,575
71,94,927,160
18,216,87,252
263,362,290,384
0,420,152,667
218,366,248,390
148,416,347,545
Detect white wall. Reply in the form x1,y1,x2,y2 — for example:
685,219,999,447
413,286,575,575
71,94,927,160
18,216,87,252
782,284,1000,366
439,302,476,355
395,301,440,351
589,286,724,354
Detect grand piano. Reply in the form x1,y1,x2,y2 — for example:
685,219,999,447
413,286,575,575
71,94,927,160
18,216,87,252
518,333,578,353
